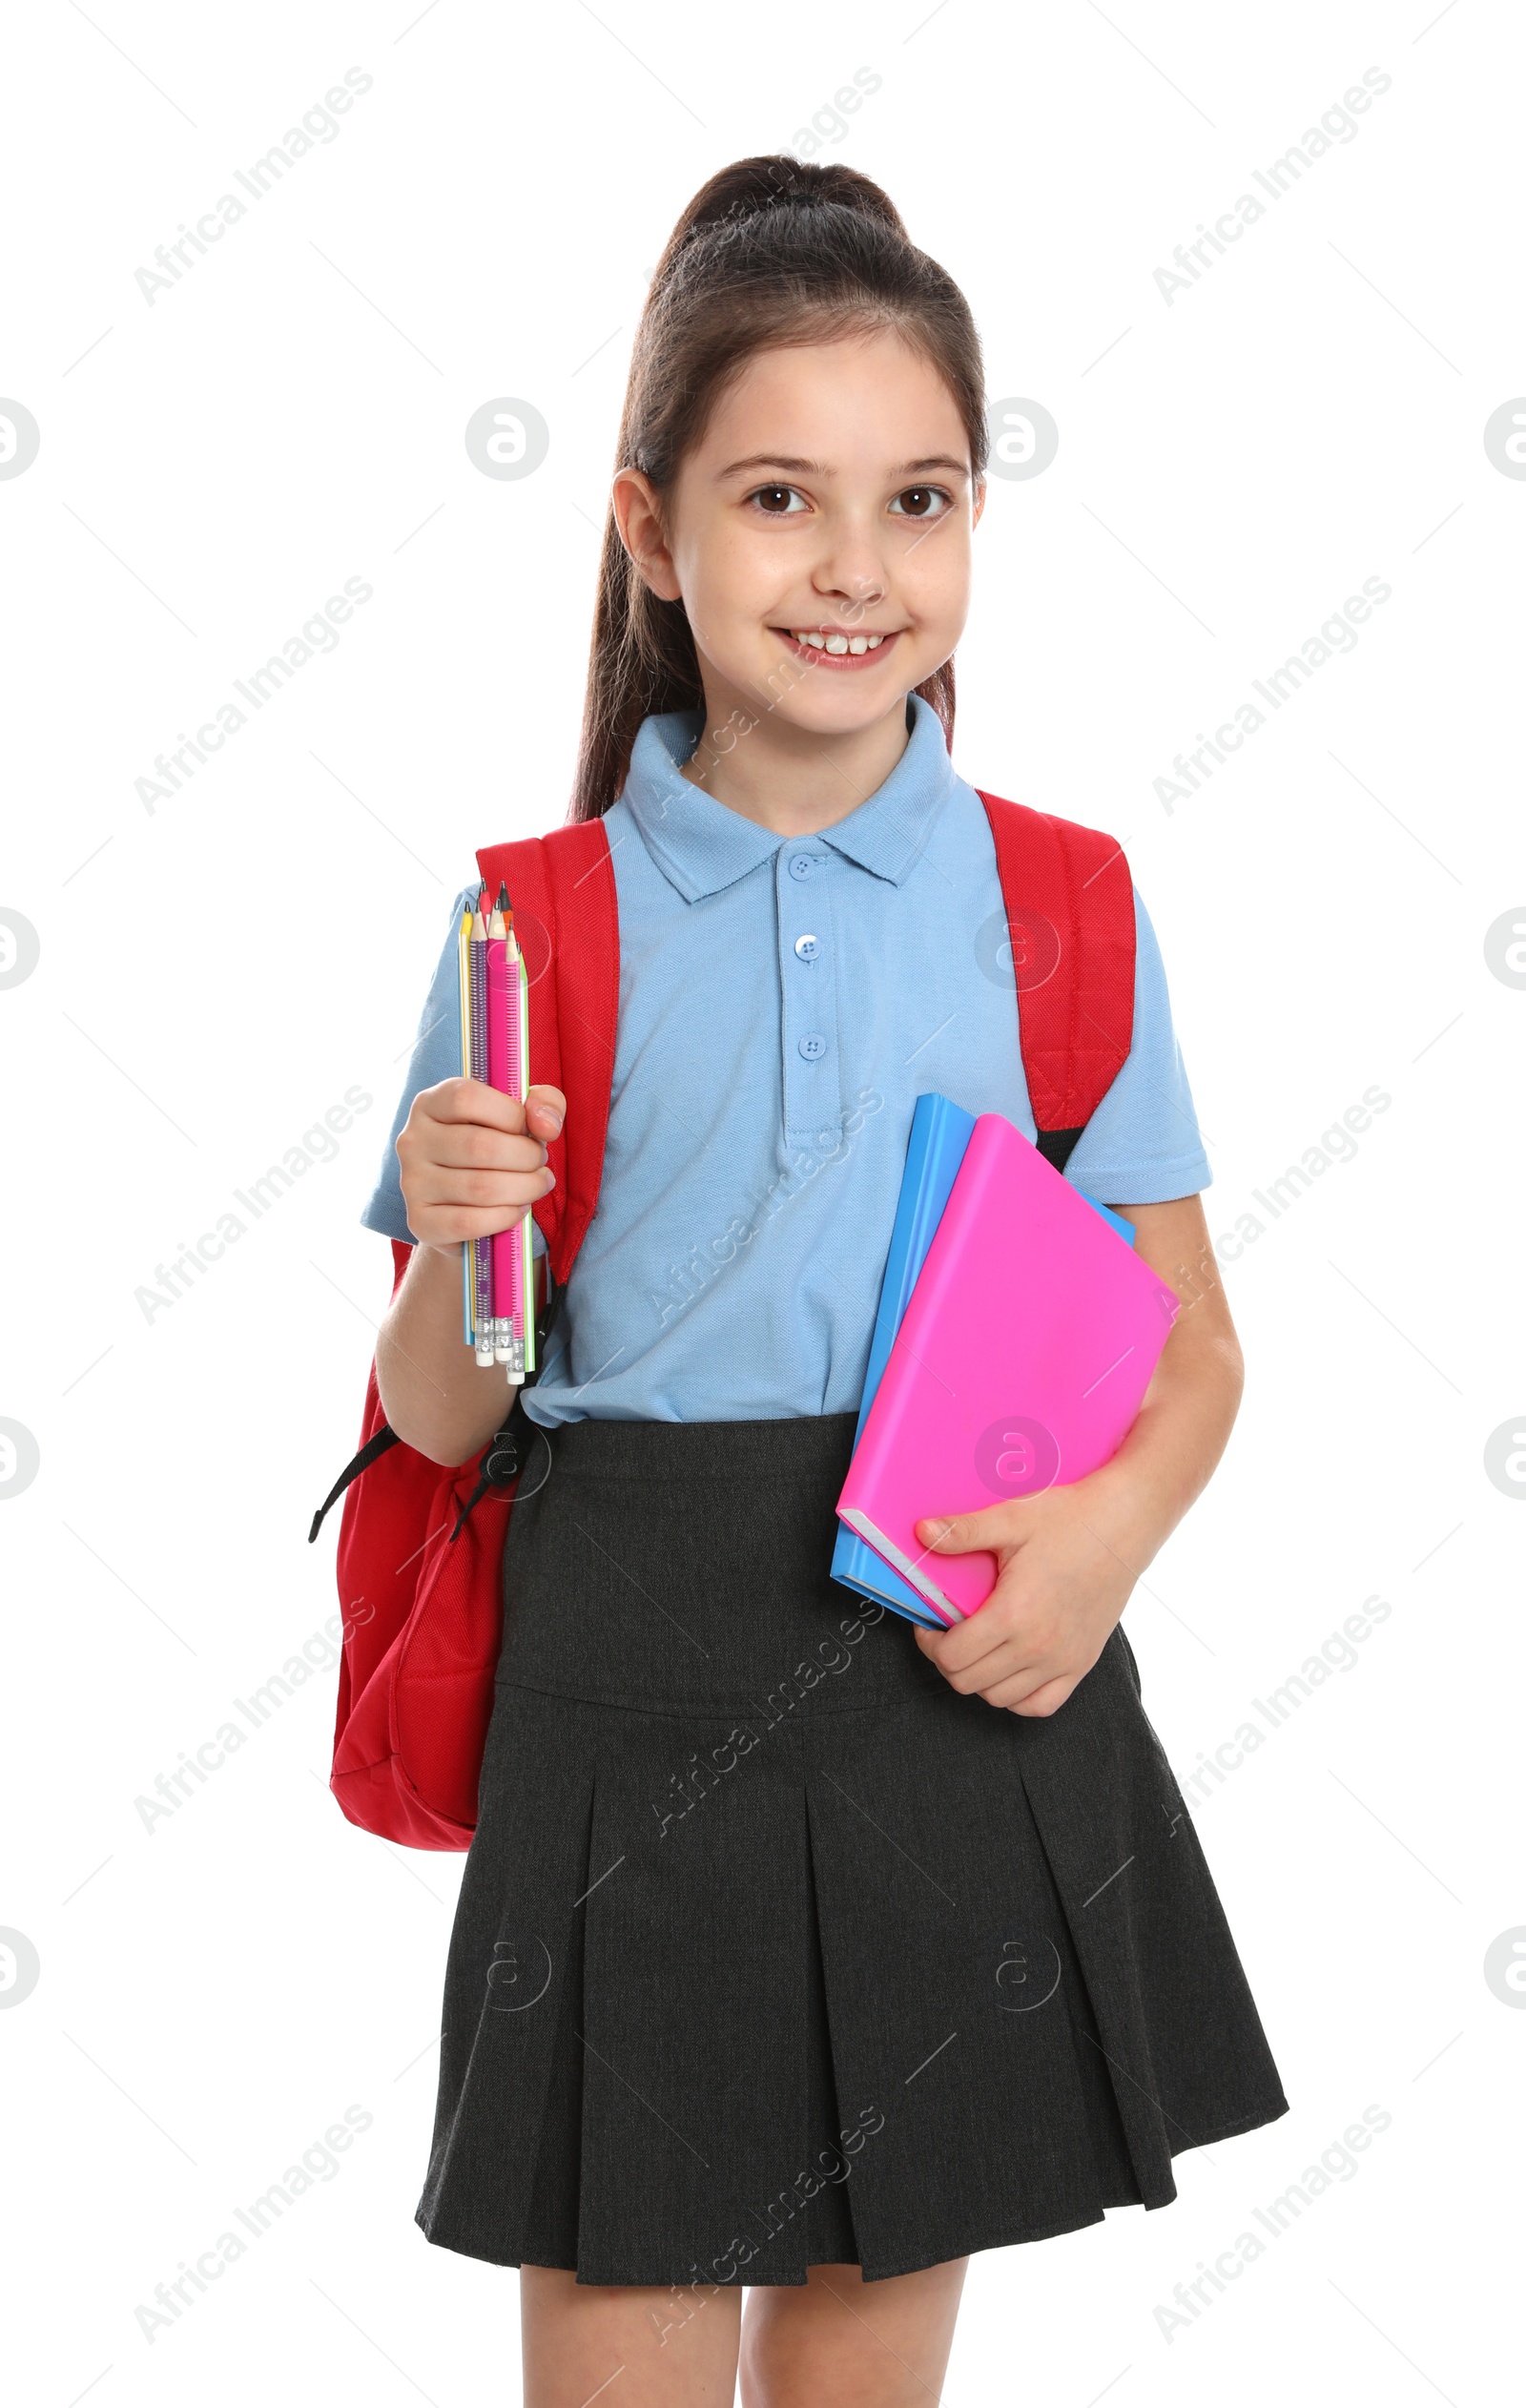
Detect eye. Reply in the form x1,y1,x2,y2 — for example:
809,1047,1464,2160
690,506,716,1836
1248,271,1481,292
745,484,810,516
888,485,954,521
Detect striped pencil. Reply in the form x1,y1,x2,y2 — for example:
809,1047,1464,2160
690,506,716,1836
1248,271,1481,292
457,895,474,1348
468,888,494,1364
513,897,535,1375
485,890,524,1379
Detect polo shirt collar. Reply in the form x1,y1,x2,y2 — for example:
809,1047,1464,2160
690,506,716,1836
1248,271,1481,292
619,692,959,903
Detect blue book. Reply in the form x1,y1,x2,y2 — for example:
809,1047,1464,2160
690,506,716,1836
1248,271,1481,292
831,1093,1136,1628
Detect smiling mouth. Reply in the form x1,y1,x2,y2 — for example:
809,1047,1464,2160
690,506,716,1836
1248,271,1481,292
776,626,901,667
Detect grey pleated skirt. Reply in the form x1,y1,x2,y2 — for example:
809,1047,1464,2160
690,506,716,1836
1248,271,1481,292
414,1411,1288,2287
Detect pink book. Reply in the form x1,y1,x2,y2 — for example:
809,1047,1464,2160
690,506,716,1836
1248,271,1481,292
836,1112,1181,1623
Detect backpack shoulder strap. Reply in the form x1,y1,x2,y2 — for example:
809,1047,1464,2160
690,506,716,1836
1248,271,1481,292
975,789,1136,1173
476,817,619,1288
308,839,618,1552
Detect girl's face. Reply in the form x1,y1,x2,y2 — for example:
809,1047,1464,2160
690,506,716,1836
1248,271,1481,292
618,329,984,744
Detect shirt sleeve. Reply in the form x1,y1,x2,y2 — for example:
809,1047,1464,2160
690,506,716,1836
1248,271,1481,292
1063,885,1212,1207
359,882,547,1257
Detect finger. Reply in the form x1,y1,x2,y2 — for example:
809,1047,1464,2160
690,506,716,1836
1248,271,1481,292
420,1075,540,1133
1004,1676,1075,1719
913,1506,1012,1559
525,1083,566,1136
410,1165,555,1225
426,1122,549,1174
915,1609,1034,1691
915,1588,1044,1679
410,1207,537,1247
963,1657,1054,1709
931,1635,1048,1697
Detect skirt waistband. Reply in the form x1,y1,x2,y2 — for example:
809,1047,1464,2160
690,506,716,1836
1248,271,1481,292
497,1408,946,1718
520,1407,862,1480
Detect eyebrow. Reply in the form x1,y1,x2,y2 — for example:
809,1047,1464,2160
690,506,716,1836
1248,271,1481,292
716,453,971,482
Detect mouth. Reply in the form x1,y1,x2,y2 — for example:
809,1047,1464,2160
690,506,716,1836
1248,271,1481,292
774,626,902,670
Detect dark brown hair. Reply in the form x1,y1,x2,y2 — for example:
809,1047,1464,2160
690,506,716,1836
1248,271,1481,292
569,156,987,820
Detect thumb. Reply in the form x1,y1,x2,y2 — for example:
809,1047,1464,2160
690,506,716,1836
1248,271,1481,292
914,1505,1009,1557
526,1083,566,1137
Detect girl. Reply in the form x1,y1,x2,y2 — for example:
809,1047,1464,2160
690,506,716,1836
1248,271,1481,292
361,157,1287,2408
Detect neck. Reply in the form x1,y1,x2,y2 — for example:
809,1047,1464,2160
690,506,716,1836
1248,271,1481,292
680,685,914,837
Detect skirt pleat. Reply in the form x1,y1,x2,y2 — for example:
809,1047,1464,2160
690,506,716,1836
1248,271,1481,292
413,1411,1287,2286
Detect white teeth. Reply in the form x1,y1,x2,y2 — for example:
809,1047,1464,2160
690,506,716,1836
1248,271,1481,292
793,628,889,652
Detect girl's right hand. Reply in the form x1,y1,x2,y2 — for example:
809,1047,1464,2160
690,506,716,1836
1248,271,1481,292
396,1077,565,1256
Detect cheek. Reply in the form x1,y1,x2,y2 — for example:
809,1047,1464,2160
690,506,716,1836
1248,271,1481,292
677,519,777,624
897,523,973,633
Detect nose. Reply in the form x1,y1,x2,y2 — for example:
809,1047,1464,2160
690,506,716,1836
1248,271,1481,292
809,514,889,620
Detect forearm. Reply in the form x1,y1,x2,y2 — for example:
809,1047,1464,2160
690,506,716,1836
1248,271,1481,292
1057,1191,1244,1584
376,1239,515,1464
1082,1312,1243,1574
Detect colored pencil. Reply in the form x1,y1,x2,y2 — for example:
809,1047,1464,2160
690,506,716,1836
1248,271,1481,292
485,899,517,1376
469,890,494,1364
457,897,474,1347
514,903,535,1374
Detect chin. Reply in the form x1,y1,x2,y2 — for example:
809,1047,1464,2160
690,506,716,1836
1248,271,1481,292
782,680,918,734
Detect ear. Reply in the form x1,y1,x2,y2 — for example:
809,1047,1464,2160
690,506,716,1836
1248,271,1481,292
611,467,682,602
970,474,987,532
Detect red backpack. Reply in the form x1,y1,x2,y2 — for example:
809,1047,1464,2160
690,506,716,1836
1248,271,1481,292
310,794,1136,1848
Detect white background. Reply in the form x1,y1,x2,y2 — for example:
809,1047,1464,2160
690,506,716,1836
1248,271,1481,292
2,1,1521,2400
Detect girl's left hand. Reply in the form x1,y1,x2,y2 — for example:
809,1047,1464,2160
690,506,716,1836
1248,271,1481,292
911,1194,1247,1716
911,1482,1138,1717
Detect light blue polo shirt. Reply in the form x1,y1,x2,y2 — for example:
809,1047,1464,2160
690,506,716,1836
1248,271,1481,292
361,694,1210,1426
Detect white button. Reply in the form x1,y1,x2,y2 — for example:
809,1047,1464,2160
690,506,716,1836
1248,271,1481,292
794,933,819,960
